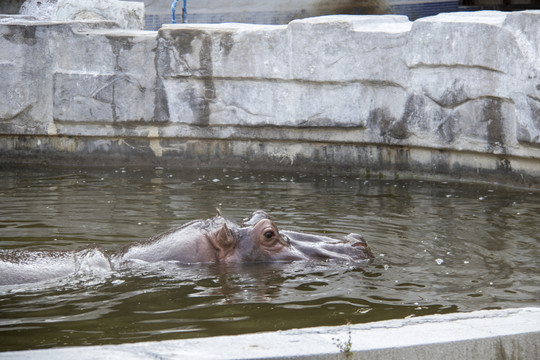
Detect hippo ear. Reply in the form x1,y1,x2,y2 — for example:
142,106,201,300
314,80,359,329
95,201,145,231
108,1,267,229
216,223,236,251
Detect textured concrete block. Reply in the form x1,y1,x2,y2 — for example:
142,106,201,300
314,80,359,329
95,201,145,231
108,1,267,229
165,79,408,128
158,23,289,80
403,11,540,151
518,96,540,145
19,0,57,20
288,15,411,83
0,22,54,133
54,71,162,123
53,73,115,122
405,11,519,73
56,0,145,30
50,28,118,74
503,10,540,146
0,62,31,121
51,27,166,123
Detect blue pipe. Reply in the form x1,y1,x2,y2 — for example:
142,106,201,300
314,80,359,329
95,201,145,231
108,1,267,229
171,0,187,24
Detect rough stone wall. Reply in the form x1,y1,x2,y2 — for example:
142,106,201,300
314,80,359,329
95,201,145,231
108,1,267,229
157,12,540,163
56,0,146,30
0,11,539,187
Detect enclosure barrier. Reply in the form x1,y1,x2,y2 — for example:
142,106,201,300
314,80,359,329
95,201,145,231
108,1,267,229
0,11,539,190
1,307,539,359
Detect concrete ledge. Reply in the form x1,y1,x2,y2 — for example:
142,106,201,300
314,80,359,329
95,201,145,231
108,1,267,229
2,307,539,359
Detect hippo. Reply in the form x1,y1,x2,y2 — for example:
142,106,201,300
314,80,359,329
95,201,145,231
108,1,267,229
0,211,374,286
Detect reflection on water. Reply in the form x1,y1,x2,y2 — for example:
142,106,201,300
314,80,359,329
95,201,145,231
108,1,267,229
0,166,539,351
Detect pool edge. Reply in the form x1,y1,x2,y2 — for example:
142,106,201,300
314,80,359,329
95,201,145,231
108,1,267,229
1,307,539,359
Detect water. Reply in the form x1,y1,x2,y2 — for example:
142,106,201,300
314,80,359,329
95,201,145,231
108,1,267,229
0,166,538,351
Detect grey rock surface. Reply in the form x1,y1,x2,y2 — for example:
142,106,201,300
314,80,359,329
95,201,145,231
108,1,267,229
19,0,56,20
0,11,539,186
56,0,145,30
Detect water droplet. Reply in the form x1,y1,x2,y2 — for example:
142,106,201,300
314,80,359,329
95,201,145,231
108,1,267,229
435,258,444,265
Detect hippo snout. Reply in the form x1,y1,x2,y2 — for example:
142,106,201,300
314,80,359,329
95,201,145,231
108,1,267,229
345,233,374,259
346,233,368,246
278,229,375,263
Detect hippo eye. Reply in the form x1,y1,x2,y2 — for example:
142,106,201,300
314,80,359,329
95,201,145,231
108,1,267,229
264,231,274,239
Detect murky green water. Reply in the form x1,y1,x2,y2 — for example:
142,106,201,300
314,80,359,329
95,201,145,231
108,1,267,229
0,166,538,351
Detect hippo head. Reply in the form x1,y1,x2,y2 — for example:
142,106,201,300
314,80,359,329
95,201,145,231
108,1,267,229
207,211,374,263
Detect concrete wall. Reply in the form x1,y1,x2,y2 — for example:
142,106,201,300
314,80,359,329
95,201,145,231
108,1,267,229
1,11,540,188
2,307,539,359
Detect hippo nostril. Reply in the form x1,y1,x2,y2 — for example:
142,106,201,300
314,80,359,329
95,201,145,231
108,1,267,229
284,235,291,245
352,241,367,248
346,233,367,245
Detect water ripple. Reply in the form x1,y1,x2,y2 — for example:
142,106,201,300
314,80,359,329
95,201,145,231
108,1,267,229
0,167,538,351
